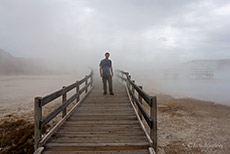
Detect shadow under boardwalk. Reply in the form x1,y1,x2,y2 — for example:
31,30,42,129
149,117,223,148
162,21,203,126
42,78,149,154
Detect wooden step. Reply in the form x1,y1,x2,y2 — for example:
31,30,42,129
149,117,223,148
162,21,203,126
48,136,147,143
68,115,137,121
43,149,149,154
52,132,145,137
45,142,149,150
64,122,139,125
64,120,139,125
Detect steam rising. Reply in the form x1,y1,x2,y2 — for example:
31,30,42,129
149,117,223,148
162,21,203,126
0,0,230,104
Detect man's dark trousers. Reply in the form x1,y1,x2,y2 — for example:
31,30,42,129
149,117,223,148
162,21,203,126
102,74,113,93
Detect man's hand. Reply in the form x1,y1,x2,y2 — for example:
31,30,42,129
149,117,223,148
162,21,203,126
100,74,103,78
110,66,113,77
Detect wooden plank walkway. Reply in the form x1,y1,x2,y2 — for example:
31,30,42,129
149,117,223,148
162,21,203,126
42,78,150,154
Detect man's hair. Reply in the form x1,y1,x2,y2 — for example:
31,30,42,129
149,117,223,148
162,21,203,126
105,52,110,56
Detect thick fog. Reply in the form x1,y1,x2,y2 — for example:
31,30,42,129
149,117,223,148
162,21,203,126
0,0,230,104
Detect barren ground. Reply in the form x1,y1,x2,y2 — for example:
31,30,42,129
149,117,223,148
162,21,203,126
0,76,229,154
155,94,230,154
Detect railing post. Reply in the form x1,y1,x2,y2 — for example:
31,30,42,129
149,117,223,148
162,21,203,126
128,75,131,89
85,75,88,93
62,86,67,118
132,80,135,94
34,97,42,150
131,80,135,102
90,72,93,87
76,81,80,103
138,86,143,120
125,73,129,86
150,96,157,153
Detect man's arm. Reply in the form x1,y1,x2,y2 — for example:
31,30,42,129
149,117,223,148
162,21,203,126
99,66,103,77
110,66,114,77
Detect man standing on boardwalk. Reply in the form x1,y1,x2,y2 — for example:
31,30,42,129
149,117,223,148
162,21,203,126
99,52,114,95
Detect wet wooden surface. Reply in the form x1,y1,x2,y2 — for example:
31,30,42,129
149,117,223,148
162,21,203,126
42,77,149,154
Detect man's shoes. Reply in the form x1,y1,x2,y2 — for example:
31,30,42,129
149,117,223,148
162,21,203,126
103,92,107,95
110,92,114,95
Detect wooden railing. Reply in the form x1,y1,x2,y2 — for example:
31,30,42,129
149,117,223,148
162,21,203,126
116,70,157,153
34,70,93,150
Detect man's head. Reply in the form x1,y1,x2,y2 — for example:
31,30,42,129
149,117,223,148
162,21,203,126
105,52,110,59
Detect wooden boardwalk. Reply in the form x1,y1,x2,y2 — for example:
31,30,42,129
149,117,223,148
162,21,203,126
34,70,157,154
42,79,149,153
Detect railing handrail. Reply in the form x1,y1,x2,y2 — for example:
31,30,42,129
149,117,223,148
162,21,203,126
40,75,92,106
116,69,157,153
34,70,93,150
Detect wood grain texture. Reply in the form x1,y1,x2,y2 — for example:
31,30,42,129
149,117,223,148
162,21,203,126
42,78,149,154
43,149,149,154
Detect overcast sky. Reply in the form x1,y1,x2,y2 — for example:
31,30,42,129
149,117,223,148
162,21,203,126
0,0,230,70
